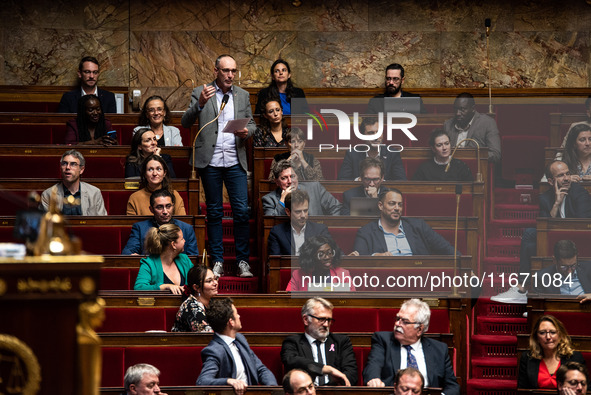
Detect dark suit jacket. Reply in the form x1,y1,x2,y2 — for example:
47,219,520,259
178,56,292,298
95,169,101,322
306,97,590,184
366,90,426,114
122,218,198,255
518,351,586,389
363,332,459,395
255,86,309,115
539,182,591,218
181,82,255,171
281,333,358,385
337,151,406,181
353,217,456,256
262,183,342,216
341,186,390,215
197,333,277,386
57,87,117,113
532,261,591,295
267,221,330,255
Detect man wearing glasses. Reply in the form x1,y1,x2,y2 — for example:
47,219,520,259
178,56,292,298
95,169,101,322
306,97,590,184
341,157,390,215
41,149,107,216
366,63,425,114
58,56,117,113
182,54,256,278
363,298,459,395
532,240,591,302
557,362,588,395
442,92,501,163
281,297,357,386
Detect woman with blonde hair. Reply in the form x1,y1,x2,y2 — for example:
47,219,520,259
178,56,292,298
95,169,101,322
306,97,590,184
134,223,193,295
518,315,586,389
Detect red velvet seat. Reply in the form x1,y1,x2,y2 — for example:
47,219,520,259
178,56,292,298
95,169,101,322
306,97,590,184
100,268,131,291
101,347,125,387
99,308,167,332
124,346,203,386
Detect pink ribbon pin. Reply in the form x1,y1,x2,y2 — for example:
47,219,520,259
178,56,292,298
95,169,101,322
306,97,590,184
329,344,335,352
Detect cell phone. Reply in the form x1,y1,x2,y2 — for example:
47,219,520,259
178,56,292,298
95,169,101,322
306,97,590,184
107,130,117,139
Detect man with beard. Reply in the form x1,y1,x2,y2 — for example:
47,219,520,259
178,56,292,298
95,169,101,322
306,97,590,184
337,117,406,181
58,56,117,113
367,63,425,114
492,160,591,303
442,92,501,163
122,189,198,255
557,362,588,395
351,189,455,256
267,189,330,256
281,297,357,386
363,299,459,395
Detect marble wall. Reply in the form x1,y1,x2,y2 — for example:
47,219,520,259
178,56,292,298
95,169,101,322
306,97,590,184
1,0,590,109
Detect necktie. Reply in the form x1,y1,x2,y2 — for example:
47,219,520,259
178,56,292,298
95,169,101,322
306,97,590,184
405,345,418,369
315,340,326,385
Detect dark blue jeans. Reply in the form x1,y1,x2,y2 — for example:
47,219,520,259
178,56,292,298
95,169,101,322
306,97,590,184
198,164,250,263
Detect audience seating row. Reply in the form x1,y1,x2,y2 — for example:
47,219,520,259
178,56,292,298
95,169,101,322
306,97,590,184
100,332,454,388
0,178,199,215
535,218,591,257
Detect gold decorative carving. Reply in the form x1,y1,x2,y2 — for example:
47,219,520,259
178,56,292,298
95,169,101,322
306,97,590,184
422,298,440,307
137,297,155,306
0,333,41,394
79,277,96,295
17,277,71,293
77,298,105,395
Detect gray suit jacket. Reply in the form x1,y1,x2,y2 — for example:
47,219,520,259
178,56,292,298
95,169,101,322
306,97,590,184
41,181,107,216
262,182,342,216
443,111,501,162
181,82,256,171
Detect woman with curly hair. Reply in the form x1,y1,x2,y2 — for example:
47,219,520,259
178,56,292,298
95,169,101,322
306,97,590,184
562,123,591,182
253,99,289,147
518,315,586,389
287,235,354,292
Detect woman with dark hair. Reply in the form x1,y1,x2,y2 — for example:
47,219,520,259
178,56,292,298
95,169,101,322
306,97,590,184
413,129,473,181
287,235,354,292
171,265,218,332
253,99,289,147
134,95,183,147
134,223,193,294
518,315,586,389
562,123,591,182
255,59,308,115
65,95,116,145
126,154,186,215
268,127,324,181
125,128,176,178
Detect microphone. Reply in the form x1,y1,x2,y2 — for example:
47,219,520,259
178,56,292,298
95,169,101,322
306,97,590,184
191,91,230,179
220,94,230,112
452,183,463,297
485,18,493,113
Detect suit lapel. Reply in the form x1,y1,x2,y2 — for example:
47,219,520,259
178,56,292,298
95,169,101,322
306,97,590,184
391,334,401,373
325,335,336,367
421,338,435,385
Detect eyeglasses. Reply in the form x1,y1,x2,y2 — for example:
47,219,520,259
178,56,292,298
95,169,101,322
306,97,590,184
217,68,237,74
60,161,80,168
395,316,420,326
537,330,558,336
317,249,335,259
81,70,99,75
362,177,382,184
307,314,335,325
558,262,578,271
147,107,164,114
